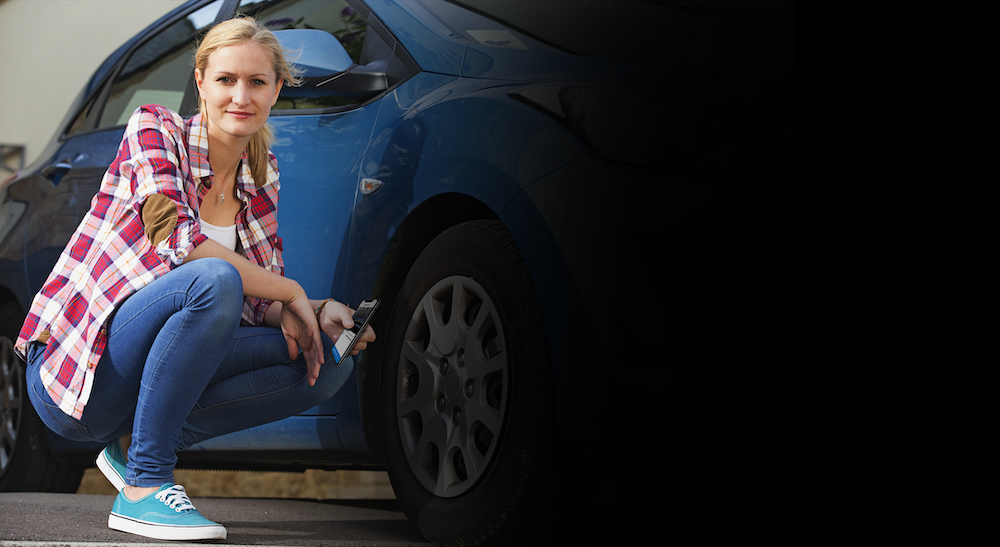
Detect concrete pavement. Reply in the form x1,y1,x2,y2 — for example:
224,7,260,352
1,466,723,546
0,493,430,546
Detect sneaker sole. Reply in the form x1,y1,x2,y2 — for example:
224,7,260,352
109,512,227,541
96,450,126,492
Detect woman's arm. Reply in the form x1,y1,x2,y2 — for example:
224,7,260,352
187,238,325,383
187,238,298,302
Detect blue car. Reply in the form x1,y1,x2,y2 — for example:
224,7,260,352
0,0,794,543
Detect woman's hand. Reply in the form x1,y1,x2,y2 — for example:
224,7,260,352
318,301,376,357
279,291,325,385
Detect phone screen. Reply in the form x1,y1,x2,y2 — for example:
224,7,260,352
332,299,379,364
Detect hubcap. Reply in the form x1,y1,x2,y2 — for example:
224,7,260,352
1,336,23,476
396,276,507,498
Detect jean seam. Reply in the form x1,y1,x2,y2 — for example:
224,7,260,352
128,303,194,487
187,373,311,419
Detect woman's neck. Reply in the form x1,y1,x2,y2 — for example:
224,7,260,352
206,127,250,179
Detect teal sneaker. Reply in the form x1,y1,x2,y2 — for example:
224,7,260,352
108,483,227,541
96,439,127,492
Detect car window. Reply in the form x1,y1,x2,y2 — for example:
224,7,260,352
236,0,373,110
238,0,365,61
65,93,98,137
96,0,224,129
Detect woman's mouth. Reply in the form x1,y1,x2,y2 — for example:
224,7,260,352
228,111,254,119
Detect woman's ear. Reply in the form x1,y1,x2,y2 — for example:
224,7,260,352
271,78,283,107
194,69,205,95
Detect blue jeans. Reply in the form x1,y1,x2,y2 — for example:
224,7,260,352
26,258,353,488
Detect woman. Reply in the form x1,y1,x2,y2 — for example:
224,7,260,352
15,17,374,541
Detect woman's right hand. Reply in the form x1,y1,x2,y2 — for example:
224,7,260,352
279,291,325,385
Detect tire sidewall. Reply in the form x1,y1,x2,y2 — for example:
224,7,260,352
0,304,36,490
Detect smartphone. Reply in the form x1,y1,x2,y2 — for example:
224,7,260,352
332,299,379,365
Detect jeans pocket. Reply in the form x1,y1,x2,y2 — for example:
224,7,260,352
25,344,94,442
29,381,94,442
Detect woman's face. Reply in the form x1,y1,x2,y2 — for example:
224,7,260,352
195,41,283,143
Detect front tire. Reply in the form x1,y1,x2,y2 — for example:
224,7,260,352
380,220,588,545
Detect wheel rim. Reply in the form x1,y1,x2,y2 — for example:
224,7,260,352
396,275,508,498
0,336,23,477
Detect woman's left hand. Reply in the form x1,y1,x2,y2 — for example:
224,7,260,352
318,301,376,356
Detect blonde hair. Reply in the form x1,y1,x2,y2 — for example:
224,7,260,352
194,17,301,187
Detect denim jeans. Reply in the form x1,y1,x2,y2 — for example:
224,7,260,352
26,258,353,488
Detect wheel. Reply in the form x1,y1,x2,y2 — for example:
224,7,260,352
380,220,590,546
0,300,85,492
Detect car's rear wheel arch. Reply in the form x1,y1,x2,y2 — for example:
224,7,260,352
0,295,86,493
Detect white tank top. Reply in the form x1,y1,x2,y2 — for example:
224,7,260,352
200,219,238,251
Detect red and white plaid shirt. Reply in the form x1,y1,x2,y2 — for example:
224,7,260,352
16,105,284,419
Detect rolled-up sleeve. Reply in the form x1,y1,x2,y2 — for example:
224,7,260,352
121,106,207,266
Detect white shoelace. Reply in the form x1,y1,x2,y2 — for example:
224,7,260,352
154,484,196,512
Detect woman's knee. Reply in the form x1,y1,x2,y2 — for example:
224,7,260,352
312,351,355,401
186,258,243,312
194,257,241,290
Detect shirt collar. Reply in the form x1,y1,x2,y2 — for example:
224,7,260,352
187,113,259,198
188,113,212,182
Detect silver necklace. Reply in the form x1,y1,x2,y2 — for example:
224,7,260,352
219,164,238,204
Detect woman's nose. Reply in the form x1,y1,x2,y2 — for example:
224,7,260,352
232,84,250,106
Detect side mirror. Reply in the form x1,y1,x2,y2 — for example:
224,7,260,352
316,59,389,98
273,29,354,77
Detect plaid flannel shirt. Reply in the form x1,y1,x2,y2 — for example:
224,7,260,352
16,105,284,419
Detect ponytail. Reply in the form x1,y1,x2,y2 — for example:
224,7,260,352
248,123,274,188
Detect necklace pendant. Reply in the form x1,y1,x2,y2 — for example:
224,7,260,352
220,193,225,204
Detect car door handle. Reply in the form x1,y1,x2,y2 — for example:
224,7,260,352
41,153,88,185
41,162,73,184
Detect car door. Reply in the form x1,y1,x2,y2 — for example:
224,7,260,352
234,0,417,298
198,0,417,450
